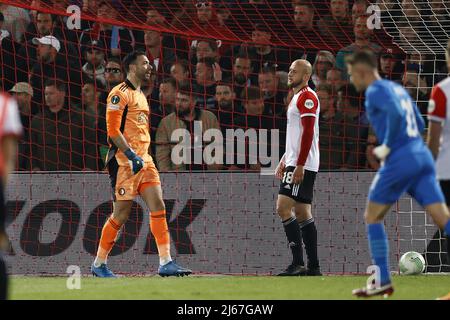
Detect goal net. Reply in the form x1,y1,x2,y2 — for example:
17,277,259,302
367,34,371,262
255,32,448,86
1,0,449,275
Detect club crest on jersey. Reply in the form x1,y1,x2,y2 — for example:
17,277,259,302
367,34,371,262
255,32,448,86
304,99,314,109
118,188,126,196
137,112,148,124
428,99,435,114
111,95,120,104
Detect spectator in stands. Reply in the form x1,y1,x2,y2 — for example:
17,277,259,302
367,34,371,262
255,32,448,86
9,83,33,170
155,83,221,171
214,82,242,134
326,68,347,94
317,0,354,46
190,39,233,73
292,2,324,47
0,3,30,42
79,78,107,170
238,23,291,73
402,69,429,115
316,83,343,169
82,40,107,88
30,35,82,105
194,57,222,109
428,0,450,33
233,86,274,171
137,29,177,83
311,51,336,88
216,3,232,28
104,57,124,91
351,0,369,26
335,15,382,76
170,59,191,86
80,1,135,59
159,77,177,116
231,54,256,106
366,132,380,170
31,80,83,171
18,12,78,84
0,12,18,91
379,48,402,81
338,83,368,169
258,65,286,117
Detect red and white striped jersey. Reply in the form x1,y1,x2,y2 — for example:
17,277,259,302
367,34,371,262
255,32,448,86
284,86,320,171
0,93,22,175
428,77,450,180
0,94,21,138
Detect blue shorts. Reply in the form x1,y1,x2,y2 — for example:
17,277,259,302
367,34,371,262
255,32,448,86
369,148,445,206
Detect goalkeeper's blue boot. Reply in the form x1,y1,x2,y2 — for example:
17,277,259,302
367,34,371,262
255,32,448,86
158,261,192,277
91,263,117,278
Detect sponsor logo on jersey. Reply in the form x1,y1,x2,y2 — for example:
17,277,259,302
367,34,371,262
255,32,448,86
137,111,148,124
305,99,314,109
111,95,120,104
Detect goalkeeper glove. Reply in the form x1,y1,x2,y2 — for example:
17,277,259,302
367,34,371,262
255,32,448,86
124,148,144,175
373,144,391,161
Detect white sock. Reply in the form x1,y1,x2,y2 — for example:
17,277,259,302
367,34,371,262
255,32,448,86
160,256,172,266
94,257,106,267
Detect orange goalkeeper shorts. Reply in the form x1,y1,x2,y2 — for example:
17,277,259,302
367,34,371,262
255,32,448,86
108,158,161,201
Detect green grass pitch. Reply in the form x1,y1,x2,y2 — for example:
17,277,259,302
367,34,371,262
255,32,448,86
9,275,450,300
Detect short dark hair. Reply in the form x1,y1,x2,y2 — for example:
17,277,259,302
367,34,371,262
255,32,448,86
177,82,194,98
241,86,263,101
172,59,190,73
196,39,218,52
44,79,66,92
259,65,277,75
106,57,122,67
345,50,378,69
316,83,333,95
0,12,4,22
161,77,177,89
83,77,106,91
36,11,57,23
122,50,146,74
197,57,216,69
293,2,314,10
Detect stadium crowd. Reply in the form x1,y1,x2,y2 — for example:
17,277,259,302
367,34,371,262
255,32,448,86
1,0,449,172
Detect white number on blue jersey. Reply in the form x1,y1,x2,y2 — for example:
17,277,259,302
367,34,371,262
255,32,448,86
400,98,419,137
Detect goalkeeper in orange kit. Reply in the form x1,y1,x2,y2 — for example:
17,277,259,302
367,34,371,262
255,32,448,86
90,51,191,277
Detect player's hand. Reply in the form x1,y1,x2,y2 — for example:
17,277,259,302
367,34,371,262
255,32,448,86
213,63,222,82
275,161,286,179
373,144,391,161
124,148,144,175
292,165,304,184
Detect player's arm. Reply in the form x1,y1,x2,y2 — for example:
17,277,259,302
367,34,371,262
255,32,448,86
426,85,447,159
0,96,22,249
293,93,318,184
372,89,402,160
106,90,143,174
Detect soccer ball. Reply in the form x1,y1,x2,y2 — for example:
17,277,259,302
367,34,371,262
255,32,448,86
399,251,426,275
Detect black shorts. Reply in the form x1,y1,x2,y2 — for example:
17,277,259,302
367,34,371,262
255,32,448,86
440,180,450,205
278,166,317,204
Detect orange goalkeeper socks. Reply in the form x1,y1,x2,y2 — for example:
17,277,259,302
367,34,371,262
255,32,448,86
150,210,172,265
95,215,122,266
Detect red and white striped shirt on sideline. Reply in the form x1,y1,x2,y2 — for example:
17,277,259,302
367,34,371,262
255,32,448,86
0,93,22,175
428,77,450,180
284,86,320,171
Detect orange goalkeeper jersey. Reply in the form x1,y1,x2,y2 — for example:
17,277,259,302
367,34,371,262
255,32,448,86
105,79,153,166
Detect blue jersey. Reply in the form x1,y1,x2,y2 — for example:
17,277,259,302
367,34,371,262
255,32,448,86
365,79,425,153
366,79,445,206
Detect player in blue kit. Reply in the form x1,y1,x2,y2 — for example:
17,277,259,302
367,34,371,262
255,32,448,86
346,50,450,298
